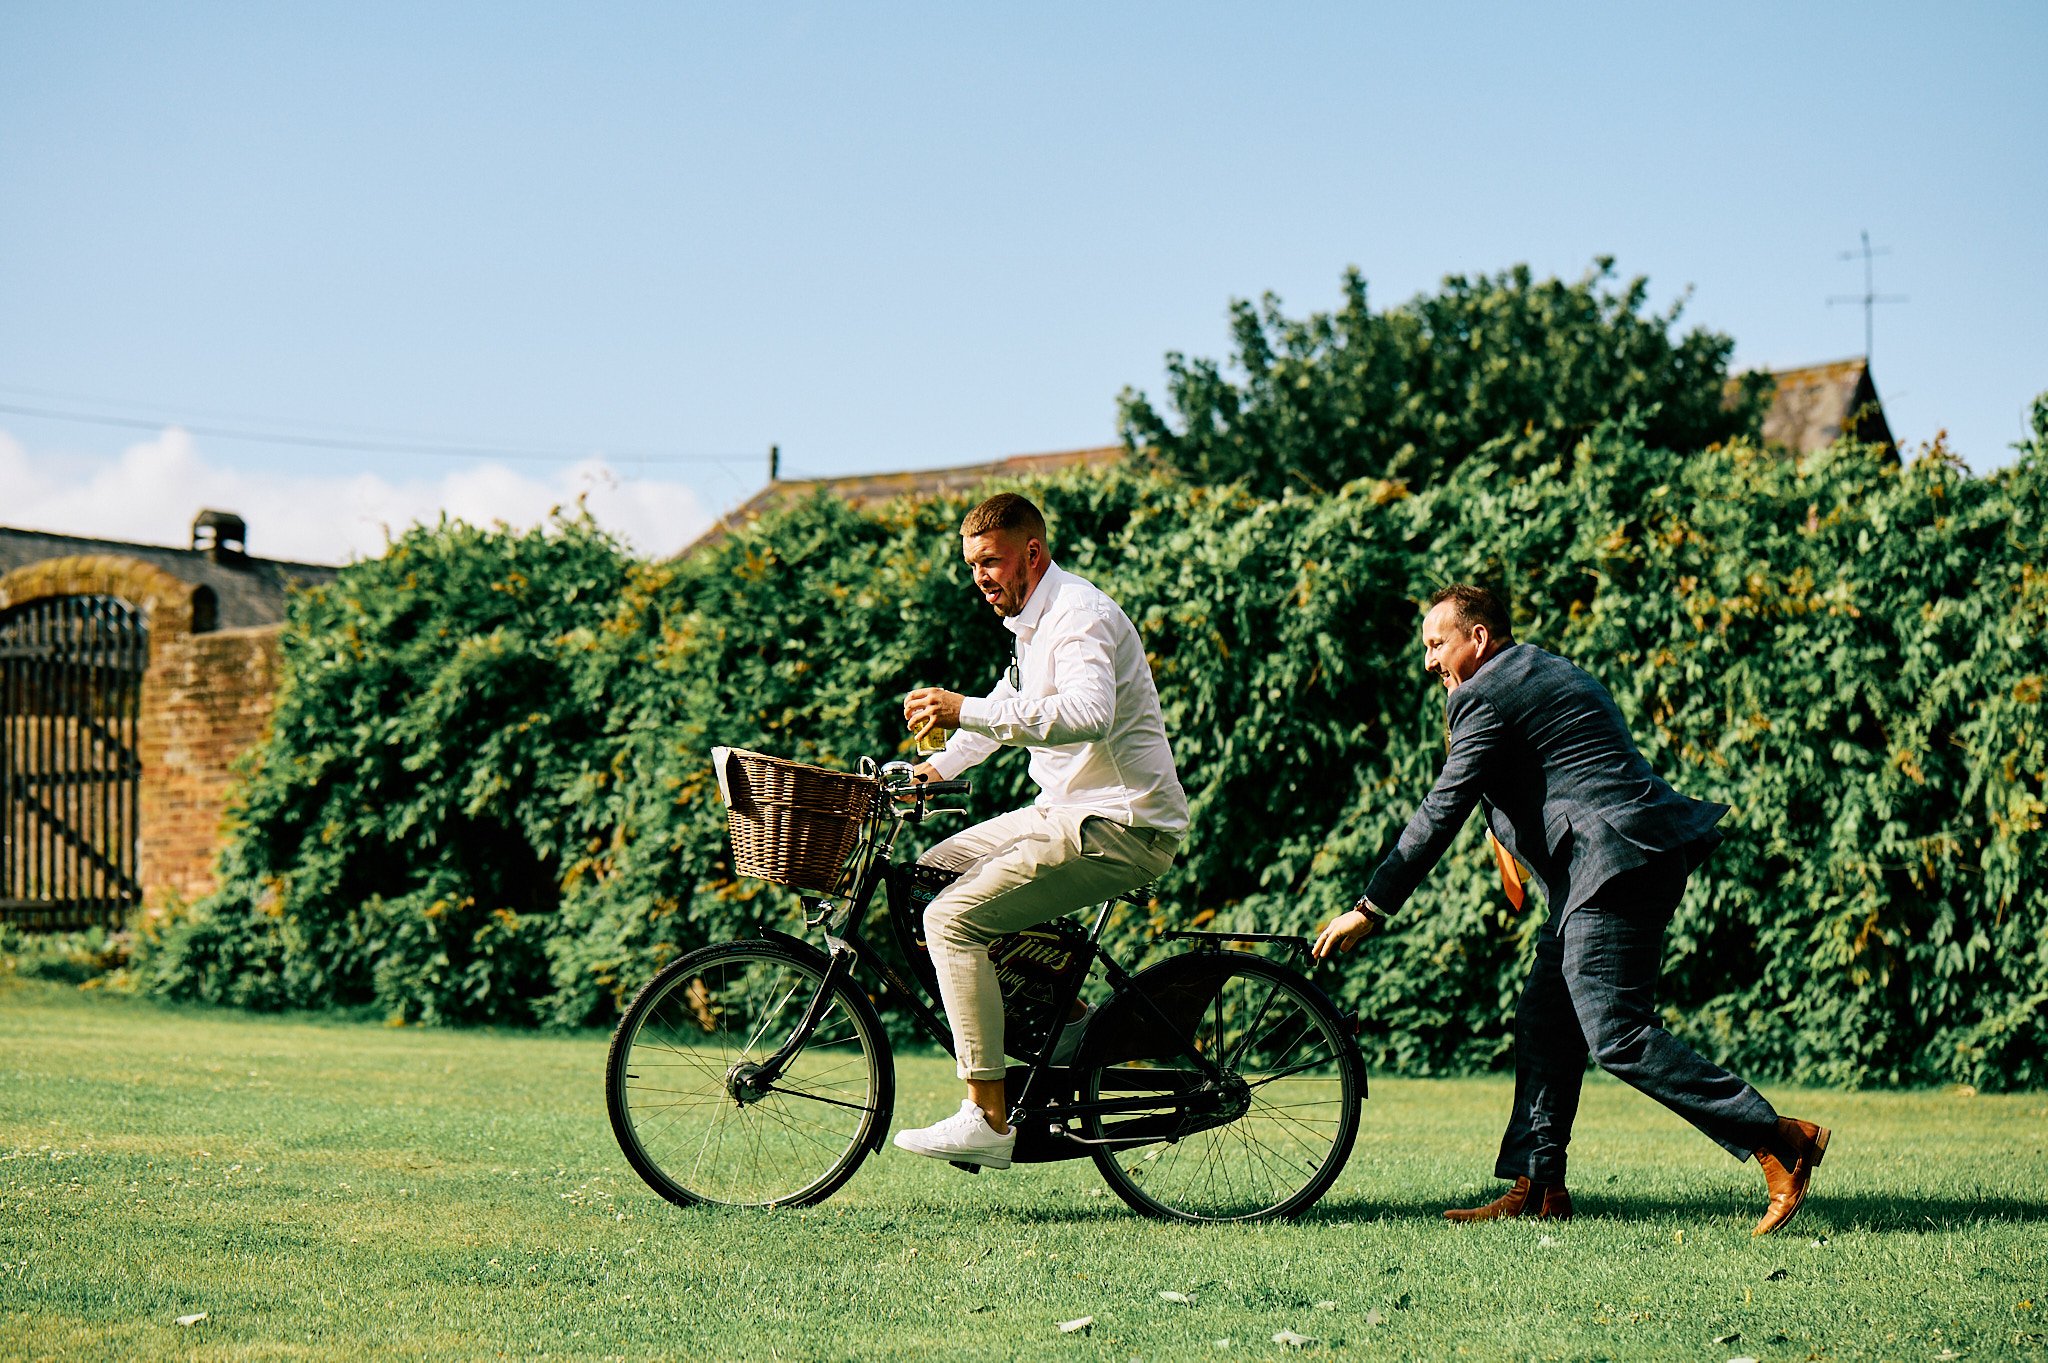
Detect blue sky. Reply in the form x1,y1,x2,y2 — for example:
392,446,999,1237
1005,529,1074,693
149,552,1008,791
3,2,2043,562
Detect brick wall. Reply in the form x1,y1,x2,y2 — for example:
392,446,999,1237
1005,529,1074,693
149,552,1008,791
136,626,283,908
2,554,288,920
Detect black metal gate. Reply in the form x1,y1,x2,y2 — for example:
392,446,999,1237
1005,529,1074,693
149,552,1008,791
1,595,147,931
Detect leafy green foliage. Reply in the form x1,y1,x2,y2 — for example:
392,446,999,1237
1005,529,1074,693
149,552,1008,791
135,517,633,1024
1118,260,1772,498
0,923,129,985
142,398,2048,1089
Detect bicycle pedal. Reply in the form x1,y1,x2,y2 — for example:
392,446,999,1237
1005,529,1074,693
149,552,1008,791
947,1160,983,1176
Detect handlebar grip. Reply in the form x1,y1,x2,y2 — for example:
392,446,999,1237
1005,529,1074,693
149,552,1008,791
917,779,971,797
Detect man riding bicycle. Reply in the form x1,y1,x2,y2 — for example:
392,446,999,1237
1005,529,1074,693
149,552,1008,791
895,492,1188,1170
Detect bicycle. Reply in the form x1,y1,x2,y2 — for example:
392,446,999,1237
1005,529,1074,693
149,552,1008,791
605,751,1367,1222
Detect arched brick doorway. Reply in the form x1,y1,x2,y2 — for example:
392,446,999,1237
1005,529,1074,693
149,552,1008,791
0,555,203,931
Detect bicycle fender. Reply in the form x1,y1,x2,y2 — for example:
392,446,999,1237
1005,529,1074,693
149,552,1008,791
748,925,834,970
1075,954,1367,1100
1073,952,1241,1069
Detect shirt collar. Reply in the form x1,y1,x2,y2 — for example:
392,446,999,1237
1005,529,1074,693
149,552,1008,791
1003,560,1065,641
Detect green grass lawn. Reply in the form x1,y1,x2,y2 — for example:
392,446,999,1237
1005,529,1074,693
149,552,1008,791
3,975,2044,1362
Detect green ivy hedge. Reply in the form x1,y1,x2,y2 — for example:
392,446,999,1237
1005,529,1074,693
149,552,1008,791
139,401,2048,1088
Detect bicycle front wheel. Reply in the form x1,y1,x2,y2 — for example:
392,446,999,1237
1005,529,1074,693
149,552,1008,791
1083,954,1363,1222
606,939,893,1209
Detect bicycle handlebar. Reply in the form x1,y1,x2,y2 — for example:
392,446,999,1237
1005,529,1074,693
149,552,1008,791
873,760,972,824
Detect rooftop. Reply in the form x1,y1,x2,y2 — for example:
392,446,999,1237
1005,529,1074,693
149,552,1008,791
0,521,339,630
685,358,1898,555
682,444,1124,554
1753,357,1895,456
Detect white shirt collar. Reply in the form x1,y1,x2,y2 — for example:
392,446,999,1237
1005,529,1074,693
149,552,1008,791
1003,560,1065,640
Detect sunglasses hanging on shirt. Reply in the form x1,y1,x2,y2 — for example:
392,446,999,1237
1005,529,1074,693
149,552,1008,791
1006,647,1023,691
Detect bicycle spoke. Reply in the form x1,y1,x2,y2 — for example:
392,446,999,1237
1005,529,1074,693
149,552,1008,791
1223,976,1285,1070
764,1084,878,1114
1225,1113,1322,1180
739,976,810,1056
1242,1048,1340,1087
747,1093,870,1156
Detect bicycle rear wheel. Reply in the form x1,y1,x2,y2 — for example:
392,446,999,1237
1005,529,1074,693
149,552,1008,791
1083,954,1362,1222
606,939,893,1209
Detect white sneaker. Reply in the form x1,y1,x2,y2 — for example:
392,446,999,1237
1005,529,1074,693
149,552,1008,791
893,1100,1017,1169
1049,1002,1094,1065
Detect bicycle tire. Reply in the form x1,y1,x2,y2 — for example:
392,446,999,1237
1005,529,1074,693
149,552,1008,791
1081,954,1363,1222
606,938,894,1209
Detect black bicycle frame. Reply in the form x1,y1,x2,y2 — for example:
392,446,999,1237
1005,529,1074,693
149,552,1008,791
750,849,1302,1165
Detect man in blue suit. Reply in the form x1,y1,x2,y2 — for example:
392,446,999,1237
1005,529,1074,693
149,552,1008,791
1314,584,1829,1236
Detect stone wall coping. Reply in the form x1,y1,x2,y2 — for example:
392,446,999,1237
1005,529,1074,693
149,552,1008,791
0,554,203,637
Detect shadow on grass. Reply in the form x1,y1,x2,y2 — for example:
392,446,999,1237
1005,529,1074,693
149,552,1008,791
1589,1191,2048,1231
1309,1190,2048,1230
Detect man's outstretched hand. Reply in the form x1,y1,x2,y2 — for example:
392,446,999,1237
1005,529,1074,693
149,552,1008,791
1311,901,1386,960
903,687,964,735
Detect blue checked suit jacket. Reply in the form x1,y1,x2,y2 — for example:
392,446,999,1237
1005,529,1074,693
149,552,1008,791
1362,643,1727,919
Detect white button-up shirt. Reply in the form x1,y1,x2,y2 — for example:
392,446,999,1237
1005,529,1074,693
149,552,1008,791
927,561,1189,835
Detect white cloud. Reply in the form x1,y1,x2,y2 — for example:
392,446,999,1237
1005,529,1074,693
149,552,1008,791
0,427,715,564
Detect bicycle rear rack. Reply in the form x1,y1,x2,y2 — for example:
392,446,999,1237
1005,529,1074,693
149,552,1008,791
1155,930,1312,962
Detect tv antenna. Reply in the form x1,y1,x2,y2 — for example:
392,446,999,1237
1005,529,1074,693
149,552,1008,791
1828,229,1906,362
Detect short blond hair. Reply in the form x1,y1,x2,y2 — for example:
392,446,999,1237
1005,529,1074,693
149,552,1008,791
960,492,1048,543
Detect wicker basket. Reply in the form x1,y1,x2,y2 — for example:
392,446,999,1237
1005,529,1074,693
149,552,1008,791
713,747,880,893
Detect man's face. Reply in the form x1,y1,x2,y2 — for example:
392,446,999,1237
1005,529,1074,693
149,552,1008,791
1422,601,1487,692
961,528,1041,618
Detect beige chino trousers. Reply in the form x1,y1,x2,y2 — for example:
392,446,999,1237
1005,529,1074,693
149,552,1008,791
920,805,1179,1080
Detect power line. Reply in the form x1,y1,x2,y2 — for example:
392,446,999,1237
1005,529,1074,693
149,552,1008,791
0,393,756,466
0,379,493,440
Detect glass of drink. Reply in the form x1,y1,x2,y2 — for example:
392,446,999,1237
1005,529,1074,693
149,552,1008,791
913,720,950,756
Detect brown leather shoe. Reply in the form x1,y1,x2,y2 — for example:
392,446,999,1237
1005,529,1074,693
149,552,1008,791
1752,1116,1831,1236
1444,1175,1574,1222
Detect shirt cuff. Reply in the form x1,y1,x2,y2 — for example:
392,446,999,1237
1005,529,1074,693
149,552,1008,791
925,748,972,781
956,695,994,733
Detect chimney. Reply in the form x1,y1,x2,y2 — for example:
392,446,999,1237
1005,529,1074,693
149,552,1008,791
191,509,249,565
